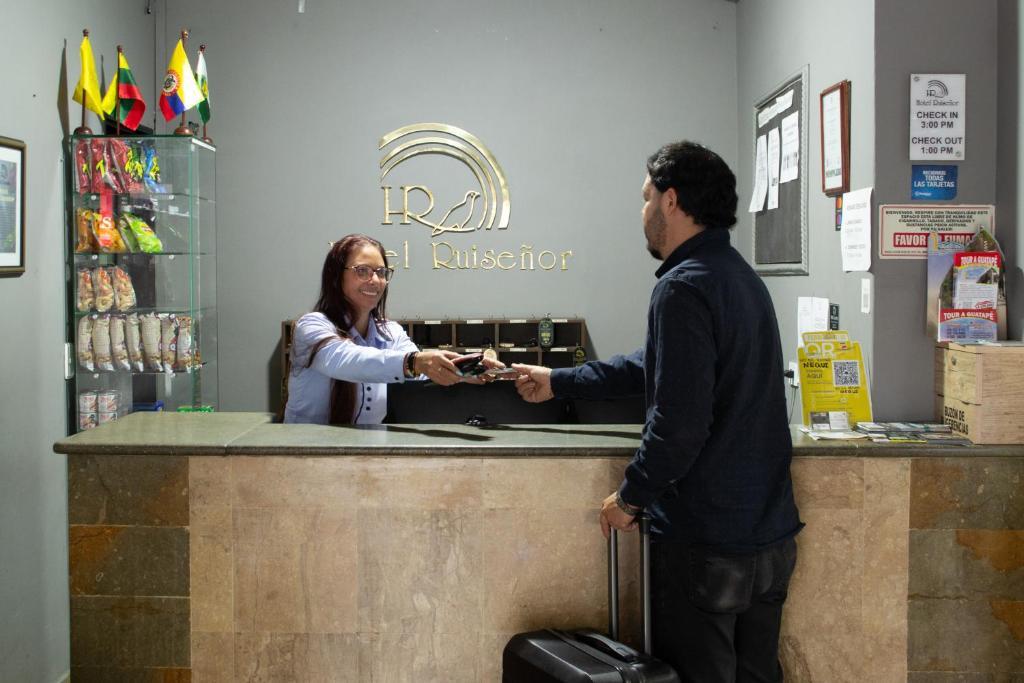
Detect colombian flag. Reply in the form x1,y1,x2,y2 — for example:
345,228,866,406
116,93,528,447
101,52,147,130
158,39,203,121
72,34,104,116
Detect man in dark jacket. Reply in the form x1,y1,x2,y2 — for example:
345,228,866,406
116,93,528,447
514,141,802,682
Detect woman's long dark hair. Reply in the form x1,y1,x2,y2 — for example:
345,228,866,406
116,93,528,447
306,234,394,425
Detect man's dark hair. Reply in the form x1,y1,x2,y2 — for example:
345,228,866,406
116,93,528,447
646,141,738,230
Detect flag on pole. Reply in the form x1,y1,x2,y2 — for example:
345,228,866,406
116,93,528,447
101,51,147,130
158,39,204,121
72,34,104,116
195,50,211,124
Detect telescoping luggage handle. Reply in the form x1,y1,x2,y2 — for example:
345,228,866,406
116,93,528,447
608,514,652,654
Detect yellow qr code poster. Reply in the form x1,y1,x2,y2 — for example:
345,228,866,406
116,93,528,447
798,331,873,427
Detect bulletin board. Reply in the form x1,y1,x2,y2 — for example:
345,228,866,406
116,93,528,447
752,65,809,276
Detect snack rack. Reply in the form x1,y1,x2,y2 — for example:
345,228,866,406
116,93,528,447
63,135,218,433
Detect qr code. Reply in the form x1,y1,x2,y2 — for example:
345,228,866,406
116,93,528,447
833,360,860,387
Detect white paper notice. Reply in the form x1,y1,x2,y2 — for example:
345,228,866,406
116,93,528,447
775,89,794,115
758,104,777,128
841,187,873,272
780,112,799,183
748,135,768,213
797,296,830,347
767,127,781,210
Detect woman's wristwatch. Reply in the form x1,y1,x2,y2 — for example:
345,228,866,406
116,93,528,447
404,351,419,378
614,491,642,517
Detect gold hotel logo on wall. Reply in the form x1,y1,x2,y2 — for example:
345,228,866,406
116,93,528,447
379,123,511,236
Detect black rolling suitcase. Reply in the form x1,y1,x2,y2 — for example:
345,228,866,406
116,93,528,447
502,516,680,683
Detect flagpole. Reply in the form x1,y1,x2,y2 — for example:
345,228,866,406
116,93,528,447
200,44,213,145
74,29,93,135
115,45,123,136
174,29,194,136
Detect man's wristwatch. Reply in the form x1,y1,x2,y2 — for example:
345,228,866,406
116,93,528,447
614,491,641,517
404,352,418,378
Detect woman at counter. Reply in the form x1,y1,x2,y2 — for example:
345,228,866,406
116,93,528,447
284,234,496,425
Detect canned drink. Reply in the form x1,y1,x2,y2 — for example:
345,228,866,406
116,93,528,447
98,411,118,424
97,390,119,413
79,411,98,430
78,391,98,413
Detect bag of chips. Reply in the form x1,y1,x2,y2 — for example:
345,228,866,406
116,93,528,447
111,266,136,311
176,316,194,372
92,267,114,312
121,213,162,253
76,268,95,312
126,313,144,372
74,140,92,194
110,315,130,371
92,314,114,372
75,208,97,253
140,313,163,372
101,140,126,194
77,316,95,372
161,315,178,374
91,212,127,253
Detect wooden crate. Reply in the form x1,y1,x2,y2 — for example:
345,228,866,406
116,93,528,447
935,343,1024,443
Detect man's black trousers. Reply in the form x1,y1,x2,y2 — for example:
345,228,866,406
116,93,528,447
650,536,798,683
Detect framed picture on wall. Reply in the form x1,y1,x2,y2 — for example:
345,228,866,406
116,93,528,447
820,80,851,196
0,136,26,276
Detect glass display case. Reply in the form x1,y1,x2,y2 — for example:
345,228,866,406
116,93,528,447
64,134,217,432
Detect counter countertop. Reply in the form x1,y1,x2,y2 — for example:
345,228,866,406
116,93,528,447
51,412,1024,458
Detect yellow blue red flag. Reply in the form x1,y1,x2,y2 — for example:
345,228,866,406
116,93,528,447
158,39,203,121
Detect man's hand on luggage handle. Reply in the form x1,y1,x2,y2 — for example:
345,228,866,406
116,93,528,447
600,492,638,539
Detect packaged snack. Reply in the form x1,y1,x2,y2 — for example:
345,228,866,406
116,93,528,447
92,314,114,372
116,215,140,252
78,391,98,413
91,212,127,253
110,316,130,371
79,411,98,430
101,140,126,193
77,316,95,372
140,313,163,371
90,140,108,191
76,268,95,312
92,267,114,312
111,266,136,311
126,313,144,372
176,316,194,371
161,315,178,374
74,140,92,194
142,142,167,193
97,390,119,413
98,411,118,424
121,213,162,253
75,208,97,253
123,142,146,192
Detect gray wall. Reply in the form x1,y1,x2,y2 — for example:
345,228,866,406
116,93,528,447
0,2,158,681
162,0,739,411
735,0,876,421
874,0,1001,419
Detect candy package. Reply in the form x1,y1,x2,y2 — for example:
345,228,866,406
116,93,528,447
110,315,130,371
76,268,95,312
77,316,95,372
92,267,114,312
161,315,178,374
91,314,114,372
120,213,162,253
126,313,144,372
176,316,194,372
75,208,97,253
74,140,92,194
111,266,136,311
91,212,127,253
140,313,163,372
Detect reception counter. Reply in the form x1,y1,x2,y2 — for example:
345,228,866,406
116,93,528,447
54,413,1024,682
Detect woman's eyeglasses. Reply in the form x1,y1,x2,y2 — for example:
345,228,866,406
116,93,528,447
345,265,395,282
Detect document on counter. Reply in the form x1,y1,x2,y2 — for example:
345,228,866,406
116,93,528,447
748,135,768,213
767,127,780,210
779,112,799,183
840,187,873,272
796,296,829,347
